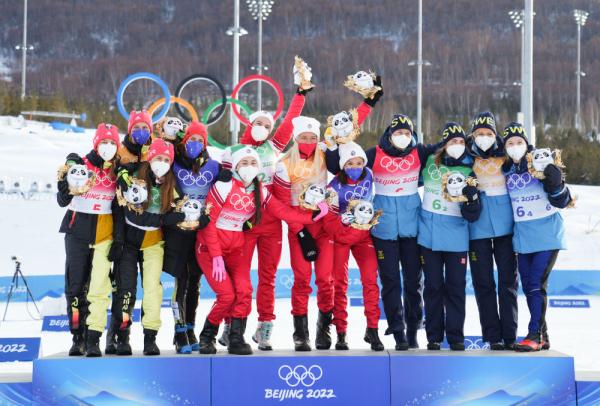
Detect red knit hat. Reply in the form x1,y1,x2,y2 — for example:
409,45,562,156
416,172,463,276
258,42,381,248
147,138,174,162
127,110,152,134
93,123,121,150
183,121,208,145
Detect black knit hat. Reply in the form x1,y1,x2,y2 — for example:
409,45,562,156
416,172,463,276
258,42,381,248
502,122,529,145
471,111,497,135
389,114,414,134
441,122,467,145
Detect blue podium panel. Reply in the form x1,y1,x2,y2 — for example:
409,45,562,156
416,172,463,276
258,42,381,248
32,354,211,406
0,382,32,406
576,372,600,406
390,350,576,406
211,351,390,405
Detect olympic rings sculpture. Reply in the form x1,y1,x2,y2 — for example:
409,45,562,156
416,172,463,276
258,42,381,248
175,74,227,124
116,72,285,147
231,74,284,125
147,96,199,122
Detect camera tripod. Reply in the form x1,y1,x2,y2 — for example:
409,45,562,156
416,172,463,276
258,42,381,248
2,256,40,321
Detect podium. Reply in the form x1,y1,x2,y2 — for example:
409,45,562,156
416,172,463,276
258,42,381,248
30,350,577,405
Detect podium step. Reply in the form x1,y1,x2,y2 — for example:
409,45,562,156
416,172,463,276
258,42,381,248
31,350,577,405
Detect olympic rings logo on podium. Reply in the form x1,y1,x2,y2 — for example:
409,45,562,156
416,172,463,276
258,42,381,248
278,365,323,388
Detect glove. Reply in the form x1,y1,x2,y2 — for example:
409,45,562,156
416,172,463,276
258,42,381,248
108,241,124,262
297,228,318,262
117,164,137,191
297,86,313,96
65,153,84,166
57,179,69,195
162,211,186,226
212,256,227,283
217,169,233,182
198,213,211,230
363,75,383,107
312,201,329,221
242,220,253,231
341,212,354,225
462,185,479,203
542,164,564,193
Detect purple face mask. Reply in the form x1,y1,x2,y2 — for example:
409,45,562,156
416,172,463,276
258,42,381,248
344,167,363,181
185,140,204,159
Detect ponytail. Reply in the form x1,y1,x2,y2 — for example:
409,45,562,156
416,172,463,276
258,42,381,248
252,176,262,225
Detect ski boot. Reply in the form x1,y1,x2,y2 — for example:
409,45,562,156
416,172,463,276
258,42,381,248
143,329,160,356
335,332,349,350
293,315,311,352
68,333,86,356
174,323,192,354
315,310,333,350
116,327,132,355
364,328,384,351
186,323,200,352
252,321,273,351
515,332,543,352
394,330,409,351
218,320,230,347
228,318,252,355
85,330,102,357
198,319,219,354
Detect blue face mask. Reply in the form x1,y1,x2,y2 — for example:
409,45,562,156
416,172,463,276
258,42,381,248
185,140,204,159
131,128,150,145
344,167,363,181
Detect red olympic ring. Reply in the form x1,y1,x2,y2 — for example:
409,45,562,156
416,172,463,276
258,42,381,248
230,74,284,126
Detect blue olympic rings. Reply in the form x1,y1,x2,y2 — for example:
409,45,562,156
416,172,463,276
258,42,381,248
116,72,171,123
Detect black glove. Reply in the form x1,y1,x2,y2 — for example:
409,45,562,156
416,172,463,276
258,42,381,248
364,75,383,107
117,163,137,191
108,241,124,262
198,213,211,230
57,179,69,195
542,164,564,193
217,169,233,182
297,228,318,262
65,153,84,165
242,220,253,231
296,86,313,96
462,185,479,203
162,211,186,226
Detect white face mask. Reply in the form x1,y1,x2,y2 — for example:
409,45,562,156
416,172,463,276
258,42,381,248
251,125,269,142
238,165,259,184
446,144,465,159
150,161,171,178
97,143,117,161
391,134,412,149
475,136,495,152
506,144,527,161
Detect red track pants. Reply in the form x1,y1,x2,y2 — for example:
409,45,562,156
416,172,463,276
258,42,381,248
196,244,252,325
332,235,381,333
242,211,283,322
288,223,334,316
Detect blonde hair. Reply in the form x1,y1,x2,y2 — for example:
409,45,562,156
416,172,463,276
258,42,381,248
281,140,325,181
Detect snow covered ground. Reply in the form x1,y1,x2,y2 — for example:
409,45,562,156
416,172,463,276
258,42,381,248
0,117,598,379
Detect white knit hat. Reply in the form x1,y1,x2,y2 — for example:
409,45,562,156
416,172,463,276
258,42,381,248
292,116,320,139
249,110,274,128
338,141,367,168
230,145,261,170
